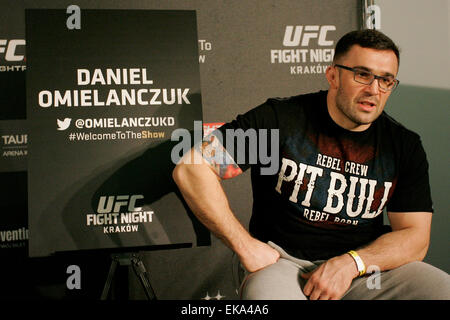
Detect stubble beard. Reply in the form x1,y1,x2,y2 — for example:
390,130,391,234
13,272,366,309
335,86,377,127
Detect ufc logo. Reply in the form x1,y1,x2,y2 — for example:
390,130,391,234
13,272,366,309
97,195,144,213
283,26,336,47
0,39,26,61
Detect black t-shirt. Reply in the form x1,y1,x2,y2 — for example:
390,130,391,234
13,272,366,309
215,90,433,260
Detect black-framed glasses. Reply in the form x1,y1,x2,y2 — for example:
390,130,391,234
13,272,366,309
335,64,399,91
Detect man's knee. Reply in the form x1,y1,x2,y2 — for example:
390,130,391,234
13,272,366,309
240,264,279,300
386,261,450,300
239,259,307,300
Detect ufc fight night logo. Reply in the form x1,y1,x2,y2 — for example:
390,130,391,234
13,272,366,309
0,39,26,72
282,25,336,47
270,25,336,75
0,39,26,61
96,194,144,214
86,195,154,234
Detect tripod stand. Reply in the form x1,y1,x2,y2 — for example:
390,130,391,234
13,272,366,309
101,252,156,300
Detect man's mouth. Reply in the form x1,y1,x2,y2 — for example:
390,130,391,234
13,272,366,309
358,99,377,110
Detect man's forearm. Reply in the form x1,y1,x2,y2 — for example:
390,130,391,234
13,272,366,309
172,153,280,272
356,226,430,273
302,224,430,300
172,161,252,253
301,212,432,300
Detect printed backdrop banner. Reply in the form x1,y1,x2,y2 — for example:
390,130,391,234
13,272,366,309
0,171,27,255
0,0,359,300
0,0,28,257
26,9,207,257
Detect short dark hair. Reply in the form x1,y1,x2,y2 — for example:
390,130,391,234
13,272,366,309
333,29,400,66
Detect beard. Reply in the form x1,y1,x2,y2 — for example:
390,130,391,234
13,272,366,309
335,86,381,127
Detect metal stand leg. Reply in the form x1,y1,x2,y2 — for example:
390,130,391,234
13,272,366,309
101,256,119,300
131,254,157,300
100,253,157,300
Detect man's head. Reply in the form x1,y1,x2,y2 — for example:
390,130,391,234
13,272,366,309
326,30,400,132
333,29,400,66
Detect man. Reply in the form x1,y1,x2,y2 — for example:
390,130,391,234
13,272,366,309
172,30,450,300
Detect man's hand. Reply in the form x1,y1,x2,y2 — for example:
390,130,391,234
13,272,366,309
301,254,359,300
238,238,280,273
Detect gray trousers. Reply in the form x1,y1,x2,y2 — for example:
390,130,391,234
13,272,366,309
239,242,450,300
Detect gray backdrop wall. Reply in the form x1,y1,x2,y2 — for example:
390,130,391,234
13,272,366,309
377,0,450,273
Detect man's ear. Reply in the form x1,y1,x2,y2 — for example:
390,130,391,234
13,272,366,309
326,65,339,89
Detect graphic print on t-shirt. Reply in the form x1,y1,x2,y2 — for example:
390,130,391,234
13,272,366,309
274,111,398,230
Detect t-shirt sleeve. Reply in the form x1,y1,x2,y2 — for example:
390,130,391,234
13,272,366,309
210,99,280,173
387,135,434,213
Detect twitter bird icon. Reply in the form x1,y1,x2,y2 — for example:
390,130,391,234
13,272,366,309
57,118,72,131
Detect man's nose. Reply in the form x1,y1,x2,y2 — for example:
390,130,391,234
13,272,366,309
366,78,381,95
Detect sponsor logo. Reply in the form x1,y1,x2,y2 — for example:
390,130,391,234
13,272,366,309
1,134,27,145
86,195,154,234
97,194,144,214
0,39,26,72
0,227,28,249
270,25,336,75
1,134,28,157
282,25,335,47
0,39,26,62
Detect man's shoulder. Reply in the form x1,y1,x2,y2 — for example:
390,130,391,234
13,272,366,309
226,90,326,130
377,112,422,146
379,112,420,136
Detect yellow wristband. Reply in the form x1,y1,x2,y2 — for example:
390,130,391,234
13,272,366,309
347,250,366,276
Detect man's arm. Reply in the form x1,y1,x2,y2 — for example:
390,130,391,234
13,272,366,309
357,211,432,269
172,141,280,272
302,211,432,300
